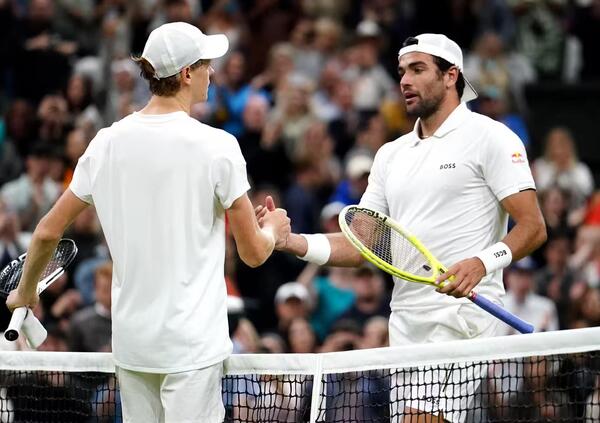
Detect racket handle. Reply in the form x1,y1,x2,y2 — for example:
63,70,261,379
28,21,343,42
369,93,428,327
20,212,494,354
5,307,28,341
22,311,47,349
469,292,535,334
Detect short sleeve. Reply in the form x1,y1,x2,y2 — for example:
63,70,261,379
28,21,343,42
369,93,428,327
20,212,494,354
359,145,390,214
211,135,250,209
481,124,536,202
69,134,101,205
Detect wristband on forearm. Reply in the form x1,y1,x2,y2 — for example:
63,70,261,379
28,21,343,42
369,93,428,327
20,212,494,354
475,242,512,274
298,234,331,265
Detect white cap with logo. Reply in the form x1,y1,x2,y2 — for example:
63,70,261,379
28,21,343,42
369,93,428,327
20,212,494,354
142,22,229,79
398,33,478,103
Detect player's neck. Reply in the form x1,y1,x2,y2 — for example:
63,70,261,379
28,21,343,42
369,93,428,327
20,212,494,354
140,92,191,115
417,98,460,139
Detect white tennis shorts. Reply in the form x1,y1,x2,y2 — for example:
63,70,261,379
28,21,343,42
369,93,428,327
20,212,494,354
388,303,499,423
116,362,225,423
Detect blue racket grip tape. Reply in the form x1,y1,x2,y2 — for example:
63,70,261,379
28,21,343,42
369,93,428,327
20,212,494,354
469,292,535,334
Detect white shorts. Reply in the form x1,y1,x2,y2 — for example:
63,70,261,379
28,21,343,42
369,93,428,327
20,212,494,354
389,303,499,423
116,362,225,423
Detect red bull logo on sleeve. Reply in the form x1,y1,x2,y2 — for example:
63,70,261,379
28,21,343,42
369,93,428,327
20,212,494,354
511,152,525,163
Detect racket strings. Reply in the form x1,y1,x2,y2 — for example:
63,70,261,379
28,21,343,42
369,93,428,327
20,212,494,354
0,240,77,296
345,209,434,279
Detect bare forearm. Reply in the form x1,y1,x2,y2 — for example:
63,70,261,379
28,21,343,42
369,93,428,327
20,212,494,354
18,228,60,297
502,218,547,261
281,232,363,267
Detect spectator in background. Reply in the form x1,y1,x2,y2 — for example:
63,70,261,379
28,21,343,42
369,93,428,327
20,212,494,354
288,18,322,80
0,129,23,187
1,144,60,232
286,317,317,353
337,264,389,330
12,0,76,103
207,51,268,138
344,20,396,118
358,315,389,349
63,128,89,188
464,31,536,115
36,94,70,146
476,85,530,148
284,159,324,234
501,257,559,335
534,233,579,329
330,152,373,206
263,72,317,160
250,42,295,100
533,126,594,209
68,261,112,352
274,281,313,334
327,78,361,159
64,206,102,275
65,73,103,135
3,99,37,158
240,95,290,189
508,0,570,81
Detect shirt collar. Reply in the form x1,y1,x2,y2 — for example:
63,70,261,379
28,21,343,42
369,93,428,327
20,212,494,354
411,103,471,142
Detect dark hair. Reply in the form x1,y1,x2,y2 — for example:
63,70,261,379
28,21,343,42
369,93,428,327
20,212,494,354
132,57,209,97
432,56,465,99
401,37,465,99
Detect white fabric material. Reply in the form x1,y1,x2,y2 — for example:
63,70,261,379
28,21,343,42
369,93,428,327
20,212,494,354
389,305,499,423
142,22,229,78
475,241,513,275
70,111,250,373
360,103,535,314
116,362,225,423
398,33,478,102
298,233,331,265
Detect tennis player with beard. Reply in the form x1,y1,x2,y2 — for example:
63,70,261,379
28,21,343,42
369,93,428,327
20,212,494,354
7,22,290,422
259,34,546,422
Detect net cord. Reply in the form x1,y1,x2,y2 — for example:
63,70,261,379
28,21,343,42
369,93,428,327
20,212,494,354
1,327,598,375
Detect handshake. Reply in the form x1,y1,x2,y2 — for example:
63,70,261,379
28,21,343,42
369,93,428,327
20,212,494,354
254,196,291,250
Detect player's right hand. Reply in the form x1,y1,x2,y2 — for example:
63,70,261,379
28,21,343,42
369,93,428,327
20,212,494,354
259,196,291,250
6,288,39,312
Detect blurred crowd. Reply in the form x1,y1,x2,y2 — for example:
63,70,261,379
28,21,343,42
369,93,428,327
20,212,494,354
0,0,599,360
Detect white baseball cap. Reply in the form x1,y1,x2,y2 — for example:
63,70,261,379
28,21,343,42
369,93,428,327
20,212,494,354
274,282,312,307
142,22,229,79
398,33,478,102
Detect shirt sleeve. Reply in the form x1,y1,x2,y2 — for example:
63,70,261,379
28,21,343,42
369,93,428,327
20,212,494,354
211,134,250,209
69,133,103,205
481,123,536,202
358,145,390,215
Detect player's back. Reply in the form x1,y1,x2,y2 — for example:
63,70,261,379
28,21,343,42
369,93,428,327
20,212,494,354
71,111,249,372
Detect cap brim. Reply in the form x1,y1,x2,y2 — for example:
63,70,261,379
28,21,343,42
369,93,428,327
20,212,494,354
199,34,229,60
462,76,478,103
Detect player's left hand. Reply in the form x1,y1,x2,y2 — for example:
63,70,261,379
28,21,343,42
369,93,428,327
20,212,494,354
434,257,486,298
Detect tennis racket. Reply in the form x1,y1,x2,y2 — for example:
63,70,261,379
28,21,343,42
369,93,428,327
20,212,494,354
339,205,534,334
1,239,78,343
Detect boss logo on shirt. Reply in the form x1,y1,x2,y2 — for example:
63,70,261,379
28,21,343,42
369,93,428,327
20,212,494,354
439,163,456,169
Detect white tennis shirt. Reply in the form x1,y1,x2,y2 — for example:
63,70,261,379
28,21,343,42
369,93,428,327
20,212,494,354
360,103,535,313
70,111,250,373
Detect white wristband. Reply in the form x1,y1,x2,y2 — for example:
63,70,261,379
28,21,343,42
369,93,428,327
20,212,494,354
298,234,331,265
475,242,512,275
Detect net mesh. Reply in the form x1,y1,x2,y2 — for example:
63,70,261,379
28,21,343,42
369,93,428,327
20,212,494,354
0,239,78,296
342,207,435,279
0,328,598,423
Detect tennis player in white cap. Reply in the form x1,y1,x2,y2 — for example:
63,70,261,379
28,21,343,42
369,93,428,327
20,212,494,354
260,33,546,422
7,22,290,422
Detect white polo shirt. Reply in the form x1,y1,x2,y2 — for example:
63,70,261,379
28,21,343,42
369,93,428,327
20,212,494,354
360,103,535,314
70,111,250,373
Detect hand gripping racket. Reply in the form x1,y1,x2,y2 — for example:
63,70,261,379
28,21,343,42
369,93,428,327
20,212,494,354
1,239,78,344
339,205,534,334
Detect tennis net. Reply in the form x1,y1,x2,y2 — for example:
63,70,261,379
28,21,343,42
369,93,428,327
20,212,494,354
0,327,598,422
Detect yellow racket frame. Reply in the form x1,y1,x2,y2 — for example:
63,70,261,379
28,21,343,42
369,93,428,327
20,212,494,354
339,205,449,286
